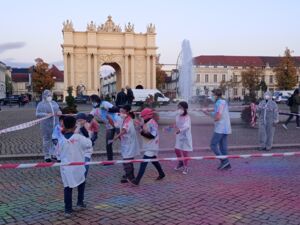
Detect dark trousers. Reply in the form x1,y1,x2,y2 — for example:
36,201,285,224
64,182,85,212
135,155,165,184
106,128,119,160
285,114,300,127
123,157,135,180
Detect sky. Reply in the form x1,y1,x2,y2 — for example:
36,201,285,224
0,0,299,71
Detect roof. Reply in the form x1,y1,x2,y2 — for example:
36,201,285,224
12,73,29,82
193,55,300,67
49,65,64,82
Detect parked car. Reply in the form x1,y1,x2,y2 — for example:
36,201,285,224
75,95,90,104
273,91,293,104
3,95,21,105
132,89,170,105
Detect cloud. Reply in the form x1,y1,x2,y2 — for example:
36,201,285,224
0,58,33,68
0,42,26,54
50,60,64,70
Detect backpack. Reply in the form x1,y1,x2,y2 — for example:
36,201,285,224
287,96,294,107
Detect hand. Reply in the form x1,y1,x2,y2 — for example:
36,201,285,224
56,111,62,116
175,128,180,134
107,139,114,145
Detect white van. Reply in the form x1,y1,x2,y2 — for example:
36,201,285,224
132,89,170,105
273,90,294,104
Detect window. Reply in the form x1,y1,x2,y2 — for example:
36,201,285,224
222,74,226,81
205,74,209,83
269,75,273,84
214,74,218,83
233,75,238,82
234,88,238,96
242,89,245,96
196,74,200,82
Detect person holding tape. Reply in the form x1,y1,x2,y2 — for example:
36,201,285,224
257,91,279,151
36,89,62,162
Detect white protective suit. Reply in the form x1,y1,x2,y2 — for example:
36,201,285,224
36,90,61,159
257,91,279,150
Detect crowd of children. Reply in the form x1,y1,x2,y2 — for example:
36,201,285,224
50,92,200,217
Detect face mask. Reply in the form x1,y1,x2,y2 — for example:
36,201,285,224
46,96,52,102
120,113,127,119
264,95,271,100
211,96,215,102
177,109,184,115
92,102,98,108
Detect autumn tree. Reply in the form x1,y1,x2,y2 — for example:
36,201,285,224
31,58,55,94
274,48,297,90
241,67,262,102
156,66,167,90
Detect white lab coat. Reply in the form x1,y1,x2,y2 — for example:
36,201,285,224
60,134,93,188
175,114,193,151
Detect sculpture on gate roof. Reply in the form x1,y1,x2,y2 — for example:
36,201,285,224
62,20,74,32
97,15,122,32
125,22,135,33
87,21,96,32
147,23,156,34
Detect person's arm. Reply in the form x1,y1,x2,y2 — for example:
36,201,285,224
36,103,51,118
106,114,115,128
80,135,93,154
111,128,126,143
273,102,279,124
214,102,225,121
176,116,191,134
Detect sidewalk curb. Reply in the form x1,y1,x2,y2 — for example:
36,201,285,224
1,143,300,160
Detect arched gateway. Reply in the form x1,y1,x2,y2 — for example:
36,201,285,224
62,16,157,97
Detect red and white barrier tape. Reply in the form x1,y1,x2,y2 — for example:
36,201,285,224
1,151,299,169
0,115,52,135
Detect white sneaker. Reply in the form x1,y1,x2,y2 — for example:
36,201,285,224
282,124,288,130
182,167,189,175
174,162,184,171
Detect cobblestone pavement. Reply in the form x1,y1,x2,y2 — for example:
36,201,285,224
0,149,300,225
1,105,300,156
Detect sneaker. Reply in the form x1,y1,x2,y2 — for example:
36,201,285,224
258,147,267,151
120,178,128,183
44,158,52,163
174,163,184,171
219,161,231,170
64,210,73,217
128,178,139,186
156,174,165,180
282,124,288,130
182,167,189,175
76,203,87,210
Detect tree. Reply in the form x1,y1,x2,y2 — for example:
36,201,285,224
156,65,167,90
32,58,55,94
274,48,297,90
62,86,77,114
241,67,261,102
5,74,13,95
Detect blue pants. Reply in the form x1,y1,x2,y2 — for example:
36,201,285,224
85,157,90,178
210,132,229,164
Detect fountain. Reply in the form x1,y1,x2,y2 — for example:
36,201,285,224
177,39,194,102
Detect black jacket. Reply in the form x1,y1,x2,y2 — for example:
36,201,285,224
116,91,128,107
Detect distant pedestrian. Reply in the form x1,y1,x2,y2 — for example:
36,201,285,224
59,116,92,217
257,91,279,151
207,89,232,170
110,105,140,183
282,88,300,129
174,101,193,175
250,101,257,128
126,85,135,105
115,88,128,107
129,108,165,185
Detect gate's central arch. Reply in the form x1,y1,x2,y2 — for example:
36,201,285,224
62,16,157,97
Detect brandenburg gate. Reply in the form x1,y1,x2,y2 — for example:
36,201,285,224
62,16,157,97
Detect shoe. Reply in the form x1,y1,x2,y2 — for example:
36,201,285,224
64,210,73,217
156,174,165,180
219,162,231,170
258,147,267,151
76,203,87,210
174,162,184,171
222,164,231,170
282,124,288,130
182,167,189,175
128,178,139,186
44,158,52,163
120,178,128,183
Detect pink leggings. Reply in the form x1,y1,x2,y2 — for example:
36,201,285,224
175,149,189,166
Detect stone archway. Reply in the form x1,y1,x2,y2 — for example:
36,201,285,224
62,16,157,98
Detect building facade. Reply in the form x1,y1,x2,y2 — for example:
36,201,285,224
0,62,7,100
165,55,300,99
62,16,157,98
